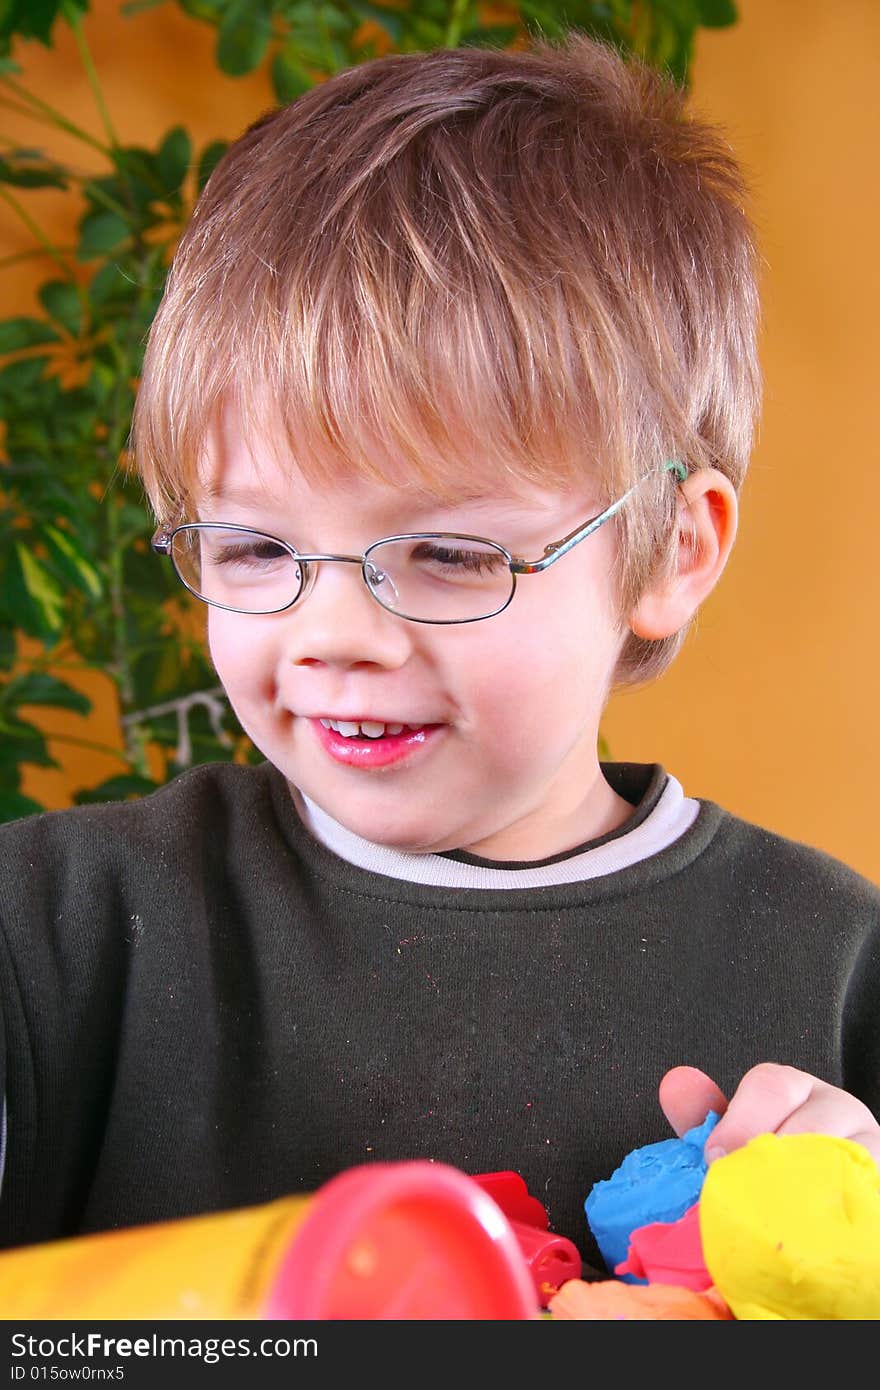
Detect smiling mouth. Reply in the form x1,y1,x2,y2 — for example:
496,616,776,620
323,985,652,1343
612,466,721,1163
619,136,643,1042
318,718,431,739
309,716,444,768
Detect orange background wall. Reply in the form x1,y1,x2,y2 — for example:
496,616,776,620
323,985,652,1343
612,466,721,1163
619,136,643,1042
2,0,879,884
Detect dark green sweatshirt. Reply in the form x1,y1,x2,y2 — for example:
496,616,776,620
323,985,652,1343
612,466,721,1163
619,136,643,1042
0,759,877,1271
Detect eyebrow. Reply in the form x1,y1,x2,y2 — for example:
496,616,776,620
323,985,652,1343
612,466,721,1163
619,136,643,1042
198,483,512,520
198,484,275,509
196,483,597,536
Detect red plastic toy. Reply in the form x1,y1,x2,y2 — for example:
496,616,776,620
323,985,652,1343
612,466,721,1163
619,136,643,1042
473,1171,583,1306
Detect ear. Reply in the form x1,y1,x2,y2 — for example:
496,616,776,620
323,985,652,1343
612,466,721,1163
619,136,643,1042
628,467,738,641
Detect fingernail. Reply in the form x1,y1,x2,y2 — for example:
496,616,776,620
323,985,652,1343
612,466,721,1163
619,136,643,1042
705,1145,727,1165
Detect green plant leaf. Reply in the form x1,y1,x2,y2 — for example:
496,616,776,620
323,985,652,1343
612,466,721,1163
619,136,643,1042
0,152,68,189
0,714,57,769
351,2,405,44
515,1,564,34
10,543,65,637
156,125,192,195
0,316,61,352
276,24,347,74
0,0,86,49
121,0,165,15
37,279,83,335
87,259,134,306
1,671,91,715
41,524,103,599
216,0,272,76
74,772,160,803
0,625,15,671
77,210,130,260
698,0,737,25
270,46,314,103
460,25,520,49
0,354,49,397
196,139,228,191
178,0,226,19
0,788,46,822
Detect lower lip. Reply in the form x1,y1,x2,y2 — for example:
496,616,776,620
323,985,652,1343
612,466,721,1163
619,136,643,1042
309,719,444,769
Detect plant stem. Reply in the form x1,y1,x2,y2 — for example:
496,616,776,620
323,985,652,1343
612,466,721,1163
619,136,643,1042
102,487,150,775
316,4,335,71
0,186,77,278
119,687,226,724
102,274,157,779
42,733,131,761
0,91,64,127
63,1,119,151
0,245,76,270
0,76,110,155
443,0,470,48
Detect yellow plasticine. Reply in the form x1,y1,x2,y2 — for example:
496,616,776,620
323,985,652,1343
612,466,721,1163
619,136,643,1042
699,1133,880,1320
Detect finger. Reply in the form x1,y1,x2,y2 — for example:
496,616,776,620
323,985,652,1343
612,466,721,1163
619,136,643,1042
658,1065,728,1138
772,1087,880,1142
850,1131,880,1167
710,1062,815,1154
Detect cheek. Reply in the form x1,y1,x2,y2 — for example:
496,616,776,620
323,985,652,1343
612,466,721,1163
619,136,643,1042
462,573,620,723
450,610,590,729
207,611,235,679
207,612,270,695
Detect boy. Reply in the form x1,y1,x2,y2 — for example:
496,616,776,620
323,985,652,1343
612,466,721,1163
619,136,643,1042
0,35,877,1275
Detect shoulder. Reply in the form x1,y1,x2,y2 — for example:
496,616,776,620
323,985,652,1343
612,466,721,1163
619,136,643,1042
0,760,285,871
702,799,880,920
0,760,300,990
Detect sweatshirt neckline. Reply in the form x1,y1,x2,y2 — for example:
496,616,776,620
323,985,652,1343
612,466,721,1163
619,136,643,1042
266,761,723,907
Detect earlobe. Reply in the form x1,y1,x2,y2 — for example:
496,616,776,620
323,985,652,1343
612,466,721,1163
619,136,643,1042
628,467,738,641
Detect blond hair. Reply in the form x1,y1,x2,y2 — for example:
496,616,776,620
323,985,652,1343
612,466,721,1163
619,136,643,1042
133,34,761,686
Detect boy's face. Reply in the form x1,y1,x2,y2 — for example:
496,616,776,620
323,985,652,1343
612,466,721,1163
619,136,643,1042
200,421,633,858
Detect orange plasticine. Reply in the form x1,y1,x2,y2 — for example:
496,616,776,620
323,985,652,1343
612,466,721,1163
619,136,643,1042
548,1278,733,1320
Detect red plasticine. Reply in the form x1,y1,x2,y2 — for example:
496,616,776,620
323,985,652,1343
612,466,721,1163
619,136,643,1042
472,1172,551,1229
614,1203,711,1291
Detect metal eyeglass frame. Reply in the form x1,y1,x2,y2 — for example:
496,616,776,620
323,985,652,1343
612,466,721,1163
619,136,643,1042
151,458,687,625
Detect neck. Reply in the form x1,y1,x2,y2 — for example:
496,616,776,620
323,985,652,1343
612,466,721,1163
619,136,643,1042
458,768,634,863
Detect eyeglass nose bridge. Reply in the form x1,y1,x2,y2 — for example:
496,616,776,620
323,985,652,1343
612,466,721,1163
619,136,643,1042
290,552,400,611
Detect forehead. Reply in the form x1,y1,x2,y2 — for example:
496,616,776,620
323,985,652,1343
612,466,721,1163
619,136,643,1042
196,407,598,524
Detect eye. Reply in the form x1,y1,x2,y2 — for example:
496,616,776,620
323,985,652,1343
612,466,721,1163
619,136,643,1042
410,542,507,575
207,535,290,568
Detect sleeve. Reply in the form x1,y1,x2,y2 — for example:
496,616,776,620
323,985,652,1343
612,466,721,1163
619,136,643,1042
0,805,134,1249
0,1093,6,1202
843,913,880,1123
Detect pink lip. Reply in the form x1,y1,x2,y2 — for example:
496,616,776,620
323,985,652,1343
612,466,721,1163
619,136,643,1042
309,718,444,769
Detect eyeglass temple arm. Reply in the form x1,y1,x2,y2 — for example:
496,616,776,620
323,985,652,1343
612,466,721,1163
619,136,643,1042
149,460,686,570
509,459,687,575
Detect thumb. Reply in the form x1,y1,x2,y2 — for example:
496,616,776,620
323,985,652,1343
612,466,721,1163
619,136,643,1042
659,1065,728,1138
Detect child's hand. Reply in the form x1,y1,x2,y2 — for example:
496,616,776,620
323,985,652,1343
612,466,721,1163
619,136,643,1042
658,1063,880,1165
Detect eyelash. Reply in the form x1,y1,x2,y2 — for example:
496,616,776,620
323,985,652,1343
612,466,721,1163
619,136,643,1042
212,541,290,565
412,544,505,574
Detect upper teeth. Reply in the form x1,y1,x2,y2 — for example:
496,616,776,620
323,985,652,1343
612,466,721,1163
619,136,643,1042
320,719,420,738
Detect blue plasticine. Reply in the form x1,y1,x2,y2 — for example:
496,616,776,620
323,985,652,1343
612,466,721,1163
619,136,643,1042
584,1111,720,1279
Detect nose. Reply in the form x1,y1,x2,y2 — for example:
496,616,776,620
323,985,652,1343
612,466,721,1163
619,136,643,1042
284,556,414,670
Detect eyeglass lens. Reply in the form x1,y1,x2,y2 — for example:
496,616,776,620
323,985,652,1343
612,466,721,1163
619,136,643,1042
170,527,514,621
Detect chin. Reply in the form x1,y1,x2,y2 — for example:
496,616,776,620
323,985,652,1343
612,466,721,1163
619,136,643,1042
344,809,452,854
321,793,468,855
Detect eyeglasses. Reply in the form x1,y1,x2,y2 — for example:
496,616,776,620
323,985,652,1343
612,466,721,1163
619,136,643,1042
151,459,686,625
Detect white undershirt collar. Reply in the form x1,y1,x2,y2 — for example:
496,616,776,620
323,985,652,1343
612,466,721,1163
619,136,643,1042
294,773,699,889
